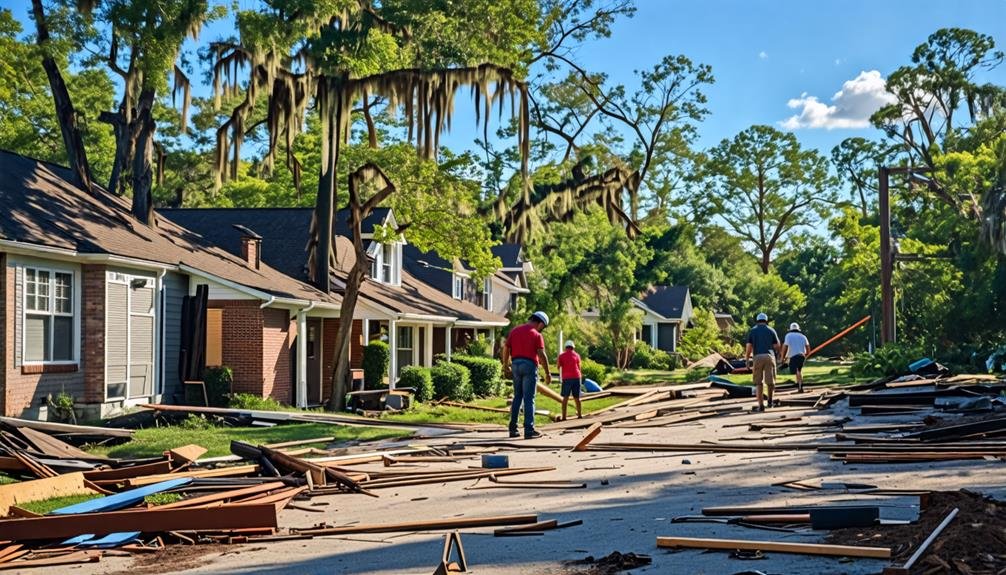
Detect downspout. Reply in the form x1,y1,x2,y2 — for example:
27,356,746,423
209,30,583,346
156,268,166,401
259,295,277,309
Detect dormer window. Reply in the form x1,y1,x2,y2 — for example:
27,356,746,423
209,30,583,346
482,277,492,310
370,242,402,286
452,274,465,299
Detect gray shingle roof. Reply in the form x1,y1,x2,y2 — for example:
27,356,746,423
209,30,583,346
639,286,690,320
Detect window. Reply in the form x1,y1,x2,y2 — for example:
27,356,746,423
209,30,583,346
453,275,464,299
381,243,394,283
482,278,493,310
396,325,414,375
24,267,75,363
641,325,653,348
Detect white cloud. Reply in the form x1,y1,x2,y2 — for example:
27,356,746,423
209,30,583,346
780,70,897,130
758,51,768,60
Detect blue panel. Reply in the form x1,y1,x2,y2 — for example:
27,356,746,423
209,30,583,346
79,532,142,547
50,478,191,515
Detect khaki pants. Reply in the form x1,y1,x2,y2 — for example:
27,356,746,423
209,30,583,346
752,354,776,392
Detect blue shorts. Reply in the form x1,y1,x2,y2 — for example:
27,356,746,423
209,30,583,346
561,378,581,398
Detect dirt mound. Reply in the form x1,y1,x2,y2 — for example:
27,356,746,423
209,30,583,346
827,490,1006,574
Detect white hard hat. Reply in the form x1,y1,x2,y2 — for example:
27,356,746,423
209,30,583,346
531,311,550,327
756,312,768,322
564,340,575,349
790,322,800,330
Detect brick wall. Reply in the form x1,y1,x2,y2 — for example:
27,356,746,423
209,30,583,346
321,318,339,398
215,300,265,397
81,265,106,403
2,255,86,418
213,300,295,404
261,308,293,403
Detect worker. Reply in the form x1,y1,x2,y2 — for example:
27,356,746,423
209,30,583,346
745,312,781,411
500,311,553,439
557,340,583,421
782,322,811,393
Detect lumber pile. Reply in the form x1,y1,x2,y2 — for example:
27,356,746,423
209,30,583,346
0,418,578,571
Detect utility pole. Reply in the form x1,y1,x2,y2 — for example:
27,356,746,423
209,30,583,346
879,167,895,345
877,166,933,346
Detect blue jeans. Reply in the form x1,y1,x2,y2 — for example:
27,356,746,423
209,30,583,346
509,359,537,435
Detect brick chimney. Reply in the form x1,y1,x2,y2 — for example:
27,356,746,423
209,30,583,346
232,224,262,270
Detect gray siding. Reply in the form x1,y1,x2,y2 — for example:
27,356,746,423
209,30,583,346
106,282,129,399
161,272,186,401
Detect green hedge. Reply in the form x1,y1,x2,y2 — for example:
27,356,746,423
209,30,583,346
431,362,473,401
451,354,502,397
580,358,607,385
186,366,232,407
399,366,434,402
362,341,390,389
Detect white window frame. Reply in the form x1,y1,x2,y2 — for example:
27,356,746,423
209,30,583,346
381,243,393,284
104,271,158,402
452,274,464,300
482,277,493,310
22,264,79,365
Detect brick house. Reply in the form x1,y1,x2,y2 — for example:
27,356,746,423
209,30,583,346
0,151,341,419
161,207,511,403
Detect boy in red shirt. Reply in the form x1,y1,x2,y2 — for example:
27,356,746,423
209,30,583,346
557,340,582,420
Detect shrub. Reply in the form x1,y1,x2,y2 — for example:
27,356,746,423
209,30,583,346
186,366,232,407
229,393,290,411
451,354,503,397
399,366,434,402
851,343,923,377
630,341,673,370
431,362,473,401
464,334,494,357
580,358,607,385
362,341,390,389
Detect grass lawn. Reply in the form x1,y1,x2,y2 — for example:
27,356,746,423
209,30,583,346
381,389,630,427
87,421,411,459
607,360,865,388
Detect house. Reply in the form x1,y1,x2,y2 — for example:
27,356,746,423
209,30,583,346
161,208,510,403
581,286,694,353
402,243,530,348
0,151,341,419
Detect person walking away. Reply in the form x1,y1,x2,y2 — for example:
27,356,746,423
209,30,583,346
782,322,811,393
557,340,583,421
745,312,781,411
500,311,553,439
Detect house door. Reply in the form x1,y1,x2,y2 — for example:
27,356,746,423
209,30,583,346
306,319,322,404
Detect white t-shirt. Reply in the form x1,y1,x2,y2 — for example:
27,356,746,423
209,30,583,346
783,331,810,358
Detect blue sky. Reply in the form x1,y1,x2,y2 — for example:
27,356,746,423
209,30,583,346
4,0,1006,157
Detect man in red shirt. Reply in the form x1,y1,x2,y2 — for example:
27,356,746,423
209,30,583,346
500,311,552,439
557,340,582,421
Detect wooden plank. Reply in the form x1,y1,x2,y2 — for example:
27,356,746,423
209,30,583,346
536,383,563,403
0,550,102,570
116,465,259,487
83,460,173,482
154,482,287,509
17,427,102,461
656,536,891,559
572,423,603,452
0,472,96,517
295,514,538,536
0,504,278,541
167,444,208,464
494,520,558,535
0,417,132,438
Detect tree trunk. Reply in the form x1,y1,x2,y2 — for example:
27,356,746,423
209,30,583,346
130,89,156,225
314,83,336,292
759,249,771,274
328,263,366,411
31,0,92,191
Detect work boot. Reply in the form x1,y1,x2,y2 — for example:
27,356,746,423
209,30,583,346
525,430,544,440
508,430,520,438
